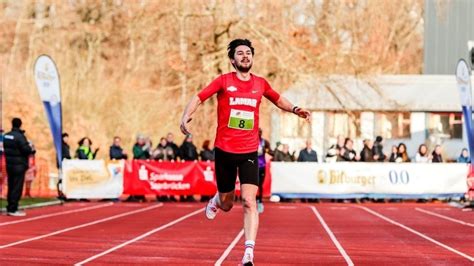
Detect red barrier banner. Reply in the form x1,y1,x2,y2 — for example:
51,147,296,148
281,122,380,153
123,160,216,196
123,160,272,196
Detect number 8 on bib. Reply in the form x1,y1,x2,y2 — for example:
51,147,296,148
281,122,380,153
228,109,254,130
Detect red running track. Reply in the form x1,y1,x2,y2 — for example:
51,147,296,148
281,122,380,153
0,202,472,265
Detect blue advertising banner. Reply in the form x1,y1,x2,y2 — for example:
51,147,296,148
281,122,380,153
34,55,63,168
455,59,474,166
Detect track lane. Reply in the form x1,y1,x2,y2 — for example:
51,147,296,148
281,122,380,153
1,202,472,265
0,202,111,222
317,204,472,265
417,204,474,224
0,202,114,227
85,204,243,265
367,205,474,261
0,203,197,265
221,204,348,265
415,208,474,227
0,203,148,246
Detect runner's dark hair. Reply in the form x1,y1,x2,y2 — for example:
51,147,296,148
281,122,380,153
227,39,254,59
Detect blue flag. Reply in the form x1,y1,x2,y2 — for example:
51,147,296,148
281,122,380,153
34,55,63,168
455,59,474,166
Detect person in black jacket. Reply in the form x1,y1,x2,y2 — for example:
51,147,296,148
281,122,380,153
179,134,198,202
373,136,386,162
166,132,180,160
109,136,128,160
61,133,72,160
360,139,377,162
3,118,35,216
297,139,318,162
56,132,71,169
180,134,198,161
432,145,443,163
341,138,359,161
200,140,215,161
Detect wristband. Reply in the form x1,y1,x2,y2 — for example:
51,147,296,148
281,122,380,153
292,106,298,114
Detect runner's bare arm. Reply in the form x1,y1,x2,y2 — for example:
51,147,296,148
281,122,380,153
180,95,202,135
274,96,311,122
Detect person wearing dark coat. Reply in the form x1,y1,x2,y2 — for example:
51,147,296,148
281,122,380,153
166,132,181,160
297,139,318,162
372,136,386,162
3,118,35,216
457,148,470,163
179,134,198,202
57,132,72,169
180,134,198,161
273,144,295,162
200,140,215,161
388,145,398,162
360,139,377,162
432,145,443,163
341,138,359,161
61,133,72,160
109,136,128,160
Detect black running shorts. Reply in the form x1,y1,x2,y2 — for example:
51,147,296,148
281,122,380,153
214,147,259,193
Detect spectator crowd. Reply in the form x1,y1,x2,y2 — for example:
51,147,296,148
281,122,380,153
52,126,471,165
272,135,470,164
2,116,471,207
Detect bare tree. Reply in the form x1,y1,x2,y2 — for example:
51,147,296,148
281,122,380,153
1,0,423,169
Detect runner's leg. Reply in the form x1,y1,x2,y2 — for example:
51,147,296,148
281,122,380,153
241,184,259,241
238,151,259,265
206,148,238,219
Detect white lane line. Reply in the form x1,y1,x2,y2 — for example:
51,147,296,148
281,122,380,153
20,200,62,209
415,208,474,227
357,206,474,262
311,206,354,266
434,207,452,211
0,203,114,227
74,207,203,265
214,228,245,266
0,203,163,249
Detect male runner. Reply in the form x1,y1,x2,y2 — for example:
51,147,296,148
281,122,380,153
180,39,310,266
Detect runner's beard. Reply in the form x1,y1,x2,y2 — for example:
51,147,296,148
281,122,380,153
235,62,252,73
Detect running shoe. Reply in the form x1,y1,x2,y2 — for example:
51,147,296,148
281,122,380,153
242,252,254,266
205,196,218,220
7,210,26,217
257,202,264,213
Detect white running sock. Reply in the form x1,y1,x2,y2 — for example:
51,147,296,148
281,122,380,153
244,240,255,255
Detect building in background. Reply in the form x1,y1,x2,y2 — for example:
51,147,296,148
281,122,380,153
272,1,474,161
424,0,474,74
272,75,466,161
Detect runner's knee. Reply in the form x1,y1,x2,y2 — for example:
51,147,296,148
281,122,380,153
242,196,256,211
218,193,234,212
220,202,233,212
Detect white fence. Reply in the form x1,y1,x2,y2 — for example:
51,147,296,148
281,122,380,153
271,162,468,199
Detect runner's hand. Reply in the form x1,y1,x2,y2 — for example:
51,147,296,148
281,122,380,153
180,116,192,135
294,107,311,122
